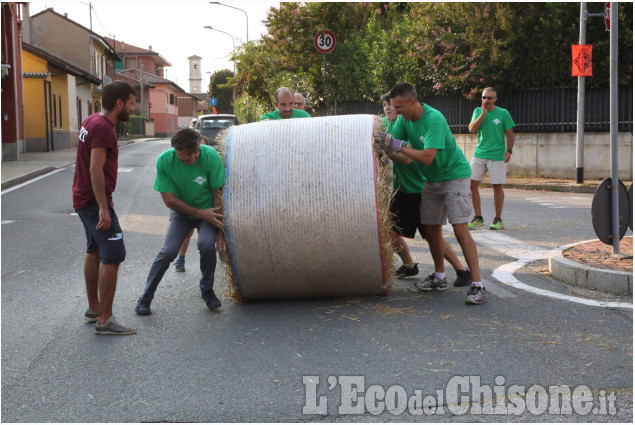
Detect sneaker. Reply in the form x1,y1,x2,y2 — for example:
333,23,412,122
95,315,137,335
175,257,185,272
468,216,484,230
396,263,419,278
413,274,448,291
453,269,473,287
84,308,100,323
489,218,504,230
135,299,152,316
203,291,222,311
465,285,487,304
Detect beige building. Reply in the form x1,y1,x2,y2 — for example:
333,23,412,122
26,7,119,145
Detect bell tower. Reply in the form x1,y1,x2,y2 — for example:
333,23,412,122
188,55,202,93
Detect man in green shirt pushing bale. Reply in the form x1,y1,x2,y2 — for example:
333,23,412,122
135,128,227,315
376,82,486,305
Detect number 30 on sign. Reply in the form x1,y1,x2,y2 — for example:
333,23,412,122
314,30,336,53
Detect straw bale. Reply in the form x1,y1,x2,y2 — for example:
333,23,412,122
218,114,396,301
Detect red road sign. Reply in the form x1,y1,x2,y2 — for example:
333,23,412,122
314,30,335,53
604,2,611,31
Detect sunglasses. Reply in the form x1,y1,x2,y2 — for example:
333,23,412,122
482,96,495,100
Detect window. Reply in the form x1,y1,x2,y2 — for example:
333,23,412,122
194,64,197,70
169,93,175,105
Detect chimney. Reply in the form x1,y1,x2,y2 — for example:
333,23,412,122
21,3,31,44
121,42,125,50
149,45,152,51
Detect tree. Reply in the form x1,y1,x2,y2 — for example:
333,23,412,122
230,2,632,109
207,69,234,114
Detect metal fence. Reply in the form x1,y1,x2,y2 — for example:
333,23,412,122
326,86,633,133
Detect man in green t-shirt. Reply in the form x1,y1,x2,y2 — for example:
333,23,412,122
376,82,485,305
135,128,226,315
468,87,516,231
260,87,311,120
379,93,472,287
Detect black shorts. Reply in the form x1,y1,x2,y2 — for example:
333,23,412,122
76,203,126,264
390,190,426,239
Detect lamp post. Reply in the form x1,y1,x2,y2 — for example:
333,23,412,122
209,2,248,42
204,25,236,114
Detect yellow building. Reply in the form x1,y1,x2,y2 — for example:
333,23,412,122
22,43,100,151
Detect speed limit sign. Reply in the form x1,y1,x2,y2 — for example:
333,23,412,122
314,30,336,53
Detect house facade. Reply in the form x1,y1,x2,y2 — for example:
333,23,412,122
1,3,25,161
22,43,102,151
27,7,119,146
117,69,186,137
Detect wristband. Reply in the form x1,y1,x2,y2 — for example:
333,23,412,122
506,148,513,154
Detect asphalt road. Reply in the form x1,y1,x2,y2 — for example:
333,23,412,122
1,139,632,422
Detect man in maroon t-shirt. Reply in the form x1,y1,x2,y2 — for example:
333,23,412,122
73,81,137,335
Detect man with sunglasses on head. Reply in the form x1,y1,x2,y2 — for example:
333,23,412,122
467,87,515,231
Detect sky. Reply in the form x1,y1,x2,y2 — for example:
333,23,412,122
27,0,280,91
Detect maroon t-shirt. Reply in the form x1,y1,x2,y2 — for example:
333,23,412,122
72,113,119,210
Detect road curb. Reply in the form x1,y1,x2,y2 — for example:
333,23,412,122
548,239,633,296
1,166,58,191
481,182,597,193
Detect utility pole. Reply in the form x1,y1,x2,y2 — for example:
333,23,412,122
576,3,605,183
88,2,92,30
609,2,622,257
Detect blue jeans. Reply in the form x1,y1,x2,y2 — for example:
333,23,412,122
139,210,218,303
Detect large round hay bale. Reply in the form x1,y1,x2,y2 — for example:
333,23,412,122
222,114,393,300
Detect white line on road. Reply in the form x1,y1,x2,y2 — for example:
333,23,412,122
1,169,65,195
468,230,633,310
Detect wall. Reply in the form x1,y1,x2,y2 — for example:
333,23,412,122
454,132,633,180
22,50,48,151
1,2,24,161
149,84,178,137
50,71,71,149
31,12,90,72
177,96,197,128
67,75,78,147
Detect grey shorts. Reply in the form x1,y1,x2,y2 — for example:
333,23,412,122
471,157,507,184
420,177,472,225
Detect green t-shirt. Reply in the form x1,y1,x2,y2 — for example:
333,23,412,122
154,144,225,218
384,117,425,194
391,103,472,183
260,109,311,121
472,106,515,161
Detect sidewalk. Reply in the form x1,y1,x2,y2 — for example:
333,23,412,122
0,138,159,190
1,140,632,297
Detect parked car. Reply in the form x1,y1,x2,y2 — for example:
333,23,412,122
195,114,238,146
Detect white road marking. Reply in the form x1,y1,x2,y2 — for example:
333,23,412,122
471,231,632,310
525,196,592,209
1,169,65,195
1,220,16,224
118,168,133,173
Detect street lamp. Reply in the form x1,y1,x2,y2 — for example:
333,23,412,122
204,25,236,113
209,2,248,42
